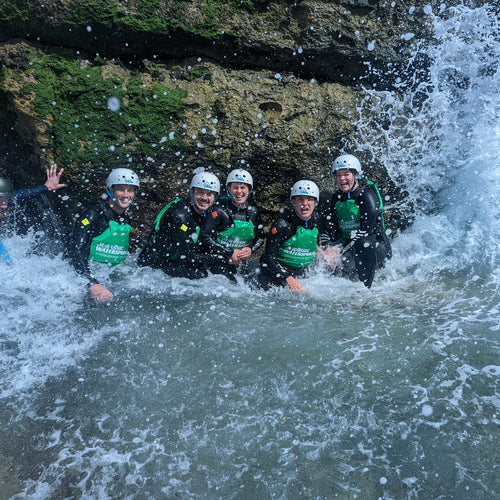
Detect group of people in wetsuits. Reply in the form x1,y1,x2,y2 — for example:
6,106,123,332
0,154,392,303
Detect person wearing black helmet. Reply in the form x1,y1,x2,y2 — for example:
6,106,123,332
69,168,140,303
328,154,392,288
253,180,336,292
0,164,66,265
199,168,265,276
138,170,230,279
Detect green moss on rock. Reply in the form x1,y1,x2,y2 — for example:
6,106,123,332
21,50,189,171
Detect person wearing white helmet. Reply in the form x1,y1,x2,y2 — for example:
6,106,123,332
328,153,392,288
253,179,335,292
199,168,265,275
0,164,66,265
138,169,230,279
69,167,140,303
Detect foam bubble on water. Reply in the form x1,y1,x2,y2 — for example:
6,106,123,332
422,404,433,417
482,365,500,376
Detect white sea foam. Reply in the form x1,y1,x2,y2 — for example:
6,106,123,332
3,4,500,499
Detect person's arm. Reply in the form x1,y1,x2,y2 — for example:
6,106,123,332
249,207,266,254
199,207,234,259
316,213,342,268
13,185,48,203
315,212,334,248
69,206,105,284
261,216,295,286
12,164,66,203
70,206,117,303
163,208,227,269
359,187,382,233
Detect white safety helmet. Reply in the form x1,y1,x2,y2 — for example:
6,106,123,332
331,154,362,176
290,180,320,201
226,169,253,190
190,171,220,194
106,168,140,189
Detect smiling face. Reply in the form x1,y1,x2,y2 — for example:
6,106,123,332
335,169,358,193
227,182,250,207
191,187,216,214
110,184,137,213
291,195,317,221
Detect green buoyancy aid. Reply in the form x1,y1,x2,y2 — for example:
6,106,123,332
153,199,200,261
335,180,386,239
89,220,131,264
335,199,360,239
217,219,255,249
277,226,319,268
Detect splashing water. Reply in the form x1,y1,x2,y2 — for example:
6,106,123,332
0,4,499,499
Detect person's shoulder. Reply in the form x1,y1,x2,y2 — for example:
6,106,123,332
78,202,106,220
313,209,327,223
163,198,188,216
72,203,107,232
211,198,231,214
358,182,378,199
246,203,261,216
269,210,293,230
328,190,344,203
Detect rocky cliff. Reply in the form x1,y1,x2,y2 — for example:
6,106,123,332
0,0,443,238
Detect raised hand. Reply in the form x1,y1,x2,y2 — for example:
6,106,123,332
44,164,67,191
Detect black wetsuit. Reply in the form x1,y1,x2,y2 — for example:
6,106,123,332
1,185,53,264
69,202,132,285
199,196,265,274
9,185,49,204
329,183,391,288
254,208,333,289
137,198,228,279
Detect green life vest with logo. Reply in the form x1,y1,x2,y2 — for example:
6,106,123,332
217,219,255,249
277,226,319,268
153,198,200,261
89,220,131,264
335,180,386,239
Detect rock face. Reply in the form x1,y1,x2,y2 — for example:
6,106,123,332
0,0,437,237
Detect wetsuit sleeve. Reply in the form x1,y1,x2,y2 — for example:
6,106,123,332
199,207,234,258
261,216,295,285
359,187,382,233
317,212,336,247
249,207,266,253
328,197,345,243
68,206,108,284
10,185,48,204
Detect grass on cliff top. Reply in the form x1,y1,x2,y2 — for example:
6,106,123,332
18,50,191,172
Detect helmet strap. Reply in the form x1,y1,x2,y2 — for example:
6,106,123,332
347,172,361,199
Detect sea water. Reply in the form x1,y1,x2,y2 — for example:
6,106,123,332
0,3,499,499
